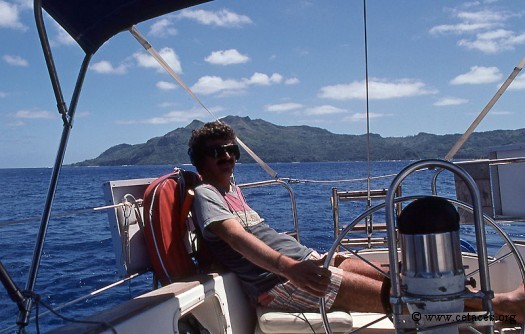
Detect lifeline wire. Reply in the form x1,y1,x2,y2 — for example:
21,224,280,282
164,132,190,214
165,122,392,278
0,201,138,228
1,273,141,334
0,173,398,228
25,291,117,334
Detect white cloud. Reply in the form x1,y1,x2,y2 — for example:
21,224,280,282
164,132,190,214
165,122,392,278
116,108,209,125
490,110,514,116
430,6,524,54
75,111,91,118
0,91,7,98
458,29,525,53
478,29,515,41
134,47,182,73
265,103,347,116
205,49,249,65
191,76,246,95
2,54,27,66
343,112,388,122
177,9,252,27
456,9,507,23
285,77,300,85
156,81,178,90
90,60,127,74
434,97,469,106
191,72,285,96
16,0,32,10
430,22,497,35
265,103,303,113
14,109,55,119
53,23,76,46
247,72,282,86
304,105,347,116
0,0,27,30
319,78,436,100
158,101,179,108
450,66,502,85
508,74,525,90
430,9,506,35
149,18,177,37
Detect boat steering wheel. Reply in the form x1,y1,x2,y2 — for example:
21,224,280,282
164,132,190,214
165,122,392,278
320,159,525,334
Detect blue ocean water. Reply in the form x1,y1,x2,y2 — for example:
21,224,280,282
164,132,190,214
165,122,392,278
0,161,522,332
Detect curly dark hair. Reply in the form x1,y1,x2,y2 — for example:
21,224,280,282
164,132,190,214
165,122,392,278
188,121,236,172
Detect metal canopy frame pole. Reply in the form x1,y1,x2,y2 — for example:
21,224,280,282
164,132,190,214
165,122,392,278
15,0,93,329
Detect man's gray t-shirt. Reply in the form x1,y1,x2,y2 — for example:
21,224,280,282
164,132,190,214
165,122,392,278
192,184,312,303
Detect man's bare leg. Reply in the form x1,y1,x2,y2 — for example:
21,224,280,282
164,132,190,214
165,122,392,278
331,270,384,312
335,257,386,282
327,257,386,312
494,284,525,323
465,284,525,324
333,258,525,324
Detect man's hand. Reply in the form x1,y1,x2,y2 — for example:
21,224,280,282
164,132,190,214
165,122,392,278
210,218,332,297
280,258,332,297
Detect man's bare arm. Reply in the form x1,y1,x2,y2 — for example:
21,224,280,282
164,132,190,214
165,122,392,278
208,218,331,296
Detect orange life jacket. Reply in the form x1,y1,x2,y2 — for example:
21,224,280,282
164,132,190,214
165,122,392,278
142,168,213,284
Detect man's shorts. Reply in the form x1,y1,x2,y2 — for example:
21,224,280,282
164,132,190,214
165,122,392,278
257,252,344,312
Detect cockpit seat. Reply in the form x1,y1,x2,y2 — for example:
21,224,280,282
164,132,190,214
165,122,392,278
255,306,353,334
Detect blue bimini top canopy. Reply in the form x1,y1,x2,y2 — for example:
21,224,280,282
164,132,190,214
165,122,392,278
42,0,212,54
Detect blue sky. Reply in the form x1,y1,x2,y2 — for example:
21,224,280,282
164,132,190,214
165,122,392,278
1,0,524,168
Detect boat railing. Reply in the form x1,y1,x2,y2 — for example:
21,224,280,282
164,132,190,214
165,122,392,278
239,179,300,242
100,176,302,282
0,173,344,332
435,156,525,224
331,187,402,250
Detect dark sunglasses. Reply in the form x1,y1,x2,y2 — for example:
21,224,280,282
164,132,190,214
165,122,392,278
204,143,240,160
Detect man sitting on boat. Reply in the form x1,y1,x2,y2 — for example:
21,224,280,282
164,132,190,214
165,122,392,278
189,120,525,322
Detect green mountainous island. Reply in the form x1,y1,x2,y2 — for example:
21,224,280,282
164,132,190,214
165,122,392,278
73,116,525,166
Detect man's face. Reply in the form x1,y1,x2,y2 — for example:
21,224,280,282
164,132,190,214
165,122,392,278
200,138,237,182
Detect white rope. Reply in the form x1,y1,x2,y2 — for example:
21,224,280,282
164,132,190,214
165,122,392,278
445,57,525,161
129,26,278,179
235,137,277,178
